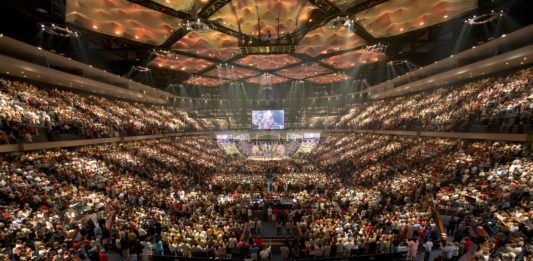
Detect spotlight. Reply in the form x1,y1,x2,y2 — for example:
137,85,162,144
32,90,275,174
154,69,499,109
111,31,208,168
326,16,354,30
183,18,210,33
37,22,80,38
464,9,507,25
132,65,151,72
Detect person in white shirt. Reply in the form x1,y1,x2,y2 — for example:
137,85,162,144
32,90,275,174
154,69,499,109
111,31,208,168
423,239,433,261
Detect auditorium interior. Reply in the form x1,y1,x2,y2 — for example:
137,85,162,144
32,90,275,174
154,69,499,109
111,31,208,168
0,0,533,260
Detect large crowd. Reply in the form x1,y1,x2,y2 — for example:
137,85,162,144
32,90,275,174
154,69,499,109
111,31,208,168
0,66,532,261
311,67,533,132
0,131,530,260
0,79,228,144
1,66,532,146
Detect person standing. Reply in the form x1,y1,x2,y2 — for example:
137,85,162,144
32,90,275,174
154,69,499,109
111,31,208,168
423,238,433,261
407,238,418,261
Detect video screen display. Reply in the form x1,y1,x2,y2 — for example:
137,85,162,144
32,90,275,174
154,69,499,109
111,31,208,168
252,110,284,130
216,134,233,144
287,133,303,141
304,133,320,142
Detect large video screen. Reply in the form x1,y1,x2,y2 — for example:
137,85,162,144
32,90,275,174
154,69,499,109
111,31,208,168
252,110,285,130
304,133,320,142
216,134,233,144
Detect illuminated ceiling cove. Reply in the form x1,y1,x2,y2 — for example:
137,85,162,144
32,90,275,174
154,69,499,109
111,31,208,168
66,0,182,45
64,0,481,87
208,0,318,39
205,66,259,80
149,55,214,73
247,74,290,85
354,0,478,38
296,26,366,57
184,76,228,87
172,30,240,61
235,55,301,70
321,49,387,69
277,63,331,80
150,0,206,12
306,72,350,84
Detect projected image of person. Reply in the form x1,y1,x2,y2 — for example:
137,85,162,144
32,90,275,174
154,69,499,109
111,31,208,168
259,110,275,129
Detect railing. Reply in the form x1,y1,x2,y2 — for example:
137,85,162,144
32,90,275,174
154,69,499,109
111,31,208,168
150,251,408,261
0,129,530,154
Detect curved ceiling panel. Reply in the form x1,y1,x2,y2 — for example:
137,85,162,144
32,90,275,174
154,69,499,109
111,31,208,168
246,74,290,85
204,66,259,80
184,76,227,87
235,54,301,70
328,0,367,11
296,26,366,57
208,0,318,38
149,55,214,73
321,49,387,69
354,0,477,38
66,0,182,45
150,0,206,13
306,72,350,84
276,63,331,80
172,30,240,61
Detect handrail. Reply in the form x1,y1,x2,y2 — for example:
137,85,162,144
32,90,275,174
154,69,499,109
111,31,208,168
0,129,530,154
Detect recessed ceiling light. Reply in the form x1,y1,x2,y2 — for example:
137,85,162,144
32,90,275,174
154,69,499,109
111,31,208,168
443,15,448,19
501,34,506,38
115,31,121,35
419,21,425,26
93,25,98,29
399,27,404,31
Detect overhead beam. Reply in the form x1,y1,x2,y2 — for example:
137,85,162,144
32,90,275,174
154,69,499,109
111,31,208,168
126,0,191,19
308,0,341,13
346,0,389,14
198,0,232,19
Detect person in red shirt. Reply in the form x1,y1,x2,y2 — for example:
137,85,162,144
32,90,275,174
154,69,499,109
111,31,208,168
464,237,472,254
99,249,109,261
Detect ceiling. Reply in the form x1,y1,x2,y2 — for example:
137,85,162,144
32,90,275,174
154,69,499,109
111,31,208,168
0,0,531,126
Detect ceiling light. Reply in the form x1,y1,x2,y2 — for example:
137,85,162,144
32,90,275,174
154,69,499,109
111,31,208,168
92,25,98,29
501,34,506,37
419,21,425,26
399,27,404,31
505,62,509,65
135,35,139,39
115,31,121,35
443,15,448,19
